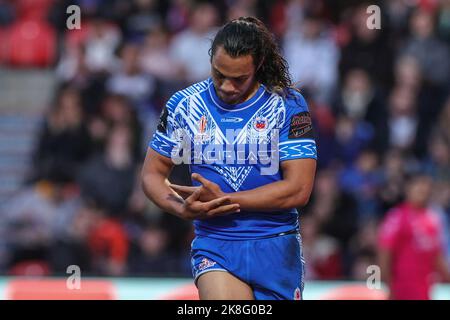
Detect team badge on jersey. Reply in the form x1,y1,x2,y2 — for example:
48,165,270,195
254,117,268,131
199,115,207,133
156,107,168,134
288,112,314,139
198,258,217,271
194,115,210,143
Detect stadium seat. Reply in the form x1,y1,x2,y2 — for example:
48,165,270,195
8,260,51,277
16,0,54,20
5,279,116,300
0,28,6,64
4,19,57,68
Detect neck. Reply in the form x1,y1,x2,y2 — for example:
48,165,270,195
239,82,260,104
407,201,426,210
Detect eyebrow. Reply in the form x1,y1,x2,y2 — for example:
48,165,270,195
213,67,250,80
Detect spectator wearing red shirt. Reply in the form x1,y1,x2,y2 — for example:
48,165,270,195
88,213,129,276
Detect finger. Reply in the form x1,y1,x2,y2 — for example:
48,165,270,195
203,196,232,211
174,191,193,200
170,184,198,195
207,204,240,216
170,186,195,200
185,188,202,204
191,173,213,188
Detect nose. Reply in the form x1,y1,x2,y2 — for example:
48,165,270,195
220,79,236,94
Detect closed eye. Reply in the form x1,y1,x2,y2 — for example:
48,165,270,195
234,76,247,82
214,69,225,79
213,68,248,82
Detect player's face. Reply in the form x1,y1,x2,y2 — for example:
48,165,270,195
211,46,259,105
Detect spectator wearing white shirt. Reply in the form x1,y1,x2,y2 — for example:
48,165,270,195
169,2,219,83
284,12,339,104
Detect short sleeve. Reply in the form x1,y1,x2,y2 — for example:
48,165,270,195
278,90,317,162
149,94,183,158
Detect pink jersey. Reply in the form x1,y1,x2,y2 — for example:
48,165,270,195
378,203,444,300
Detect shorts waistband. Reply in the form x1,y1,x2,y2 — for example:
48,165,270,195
263,228,298,239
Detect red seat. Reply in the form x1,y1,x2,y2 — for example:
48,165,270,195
8,260,51,277
4,19,57,67
0,28,6,64
16,0,54,21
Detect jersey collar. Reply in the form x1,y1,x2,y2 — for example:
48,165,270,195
208,78,268,112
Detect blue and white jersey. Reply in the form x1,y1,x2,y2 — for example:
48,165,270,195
150,78,317,240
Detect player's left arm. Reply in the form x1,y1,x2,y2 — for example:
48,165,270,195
171,158,316,211
171,90,317,211
433,218,450,282
229,158,316,210
171,159,316,211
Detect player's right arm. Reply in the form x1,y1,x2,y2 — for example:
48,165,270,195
435,252,450,282
141,92,240,220
141,148,240,220
141,148,184,217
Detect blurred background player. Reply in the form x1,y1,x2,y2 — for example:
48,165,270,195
378,174,450,300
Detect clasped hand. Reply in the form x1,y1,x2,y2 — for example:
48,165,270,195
170,173,240,220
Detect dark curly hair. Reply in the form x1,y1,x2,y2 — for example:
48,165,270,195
209,16,293,96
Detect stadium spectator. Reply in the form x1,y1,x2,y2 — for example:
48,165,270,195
339,4,394,89
284,10,339,104
90,93,143,160
377,149,408,214
106,42,156,106
49,198,99,275
127,221,186,276
0,0,15,26
168,2,219,83
385,85,419,152
305,169,358,276
87,203,129,276
0,176,80,275
140,25,185,85
401,8,450,88
81,15,122,73
338,149,382,220
301,214,344,280
31,86,92,183
435,96,450,145
333,69,385,130
78,124,137,216
332,68,386,153
332,115,374,166
123,0,163,41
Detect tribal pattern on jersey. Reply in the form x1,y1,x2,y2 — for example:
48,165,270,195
150,78,317,240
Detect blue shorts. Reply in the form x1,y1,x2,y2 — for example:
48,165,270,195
190,229,305,300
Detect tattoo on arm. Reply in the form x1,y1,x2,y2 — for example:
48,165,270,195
167,193,184,204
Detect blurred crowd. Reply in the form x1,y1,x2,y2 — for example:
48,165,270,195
0,0,449,280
